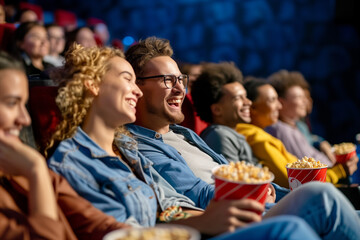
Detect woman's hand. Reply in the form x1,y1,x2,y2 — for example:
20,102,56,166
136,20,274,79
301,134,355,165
0,130,46,178
0,130,58,220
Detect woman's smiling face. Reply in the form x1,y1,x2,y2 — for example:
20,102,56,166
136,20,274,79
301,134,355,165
0,69,31,141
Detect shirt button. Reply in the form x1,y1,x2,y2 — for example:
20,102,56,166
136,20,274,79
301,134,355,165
127,184,133,191
155,133,161,138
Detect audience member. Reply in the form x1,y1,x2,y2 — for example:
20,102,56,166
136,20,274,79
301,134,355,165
44,23,65,67
190,62,258,165
44,44,324,238
12,21,54,81
87,17,110,46
15,8,38,23
180,62,203,95
64,26,97,53
268,70,336,162
0,50,129,240
125,37,360,239
238,78,353,187
266,70,358,180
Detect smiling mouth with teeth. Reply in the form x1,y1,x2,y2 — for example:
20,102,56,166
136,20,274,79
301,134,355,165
127,99,136,107
167,99,182,107
6,129,20,137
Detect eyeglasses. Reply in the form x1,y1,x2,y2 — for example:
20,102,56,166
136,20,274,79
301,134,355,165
137,74,189,89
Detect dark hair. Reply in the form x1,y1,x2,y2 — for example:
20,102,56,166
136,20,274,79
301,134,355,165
0,50,24,71
243,77,268,102
12,21,44,58
191,62,243,123
63,26,93,54
267,70,309,98
125,36,173,78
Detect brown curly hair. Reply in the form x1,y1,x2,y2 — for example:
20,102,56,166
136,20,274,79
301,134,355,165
45,43,126,157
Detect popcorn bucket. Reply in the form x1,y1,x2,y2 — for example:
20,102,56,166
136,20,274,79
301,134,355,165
335,149,356,164
103,224,200,240
212,166,274,213
286,166,327,191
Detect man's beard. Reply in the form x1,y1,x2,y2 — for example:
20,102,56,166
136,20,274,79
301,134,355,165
148,103,185,124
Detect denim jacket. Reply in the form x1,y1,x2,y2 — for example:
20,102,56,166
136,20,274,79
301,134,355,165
126,124,229,209
48,127,198,227
127,124,290,210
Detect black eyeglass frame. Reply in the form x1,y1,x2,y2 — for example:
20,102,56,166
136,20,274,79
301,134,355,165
136,74,189,89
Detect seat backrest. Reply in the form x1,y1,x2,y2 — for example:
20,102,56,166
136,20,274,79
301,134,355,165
0,23,16,52
54,9,77,31
19,2,44,22
180,94,209,135
28,86,61,153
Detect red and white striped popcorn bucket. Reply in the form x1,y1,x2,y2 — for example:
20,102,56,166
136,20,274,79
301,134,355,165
286,166,327,191
212,166,274,214
335,149,356,164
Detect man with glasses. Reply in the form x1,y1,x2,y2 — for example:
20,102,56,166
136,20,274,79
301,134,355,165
126,37,227,210
124,37,360,239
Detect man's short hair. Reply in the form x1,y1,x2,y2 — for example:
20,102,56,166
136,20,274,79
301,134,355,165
243,77,268,102
191,62,243,123
125,37,173,78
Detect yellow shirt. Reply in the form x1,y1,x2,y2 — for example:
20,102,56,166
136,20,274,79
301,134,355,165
236,123,346,188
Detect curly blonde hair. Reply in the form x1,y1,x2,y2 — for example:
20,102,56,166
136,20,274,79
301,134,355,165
45,43,126,157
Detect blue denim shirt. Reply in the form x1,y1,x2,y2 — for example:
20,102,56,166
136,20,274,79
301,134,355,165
126,124,229,209
48,127,198,227
127,124,290,210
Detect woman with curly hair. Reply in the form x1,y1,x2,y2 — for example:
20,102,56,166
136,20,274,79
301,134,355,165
0,50,129,239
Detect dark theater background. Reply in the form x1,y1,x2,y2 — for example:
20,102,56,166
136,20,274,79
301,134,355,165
32,0,360,144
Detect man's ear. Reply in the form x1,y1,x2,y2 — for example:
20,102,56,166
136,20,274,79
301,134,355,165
84,80,100,96
211,103,222,117
278,97,285,106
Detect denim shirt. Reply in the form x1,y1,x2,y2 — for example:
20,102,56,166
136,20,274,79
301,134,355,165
48,127,198,227
126,124,229,209
127,124,290,210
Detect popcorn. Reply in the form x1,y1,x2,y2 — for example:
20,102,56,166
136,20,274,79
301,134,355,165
286,156,327,169
113,228,191,240
213,161,272,183
333,143,356,155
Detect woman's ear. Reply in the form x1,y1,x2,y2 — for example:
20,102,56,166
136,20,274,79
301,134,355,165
84,80,99,96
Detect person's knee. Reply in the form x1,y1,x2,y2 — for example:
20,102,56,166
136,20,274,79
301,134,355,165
267,216,318,239
296,182,337,197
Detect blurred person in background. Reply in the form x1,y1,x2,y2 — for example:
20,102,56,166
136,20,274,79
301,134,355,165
12,21,54,80
64,26,97,53
15,8,38,24
44,23,65,67
180,62,203,95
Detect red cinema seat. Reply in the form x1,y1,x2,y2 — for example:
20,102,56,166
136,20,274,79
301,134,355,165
180,94,209,135
54,9,77,31
28,86,61,153
0,23,16,52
